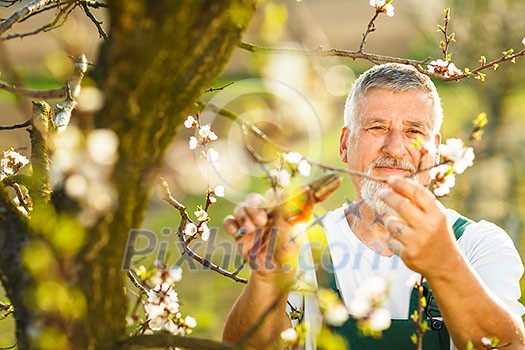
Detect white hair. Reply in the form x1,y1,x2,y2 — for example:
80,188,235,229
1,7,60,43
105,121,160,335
344,63,443,133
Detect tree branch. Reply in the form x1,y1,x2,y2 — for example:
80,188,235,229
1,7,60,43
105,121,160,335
80,0,108,39
238,42,525,81
1,1,76,41
0,119,32,130
0,81,67,98
160,178,248,284
54,54,88,132
28,100,53,202
0,0,53,36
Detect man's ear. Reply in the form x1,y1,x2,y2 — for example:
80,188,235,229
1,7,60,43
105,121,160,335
339,126,349,163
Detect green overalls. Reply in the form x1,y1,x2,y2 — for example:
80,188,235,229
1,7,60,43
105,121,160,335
309,215,472,350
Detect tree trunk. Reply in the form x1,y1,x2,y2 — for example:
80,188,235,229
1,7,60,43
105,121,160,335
0,1,257,349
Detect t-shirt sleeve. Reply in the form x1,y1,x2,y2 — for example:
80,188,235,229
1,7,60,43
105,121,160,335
460,220,525,317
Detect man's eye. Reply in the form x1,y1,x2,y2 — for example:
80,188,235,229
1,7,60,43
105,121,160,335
368,126,387,131
408,129,424,135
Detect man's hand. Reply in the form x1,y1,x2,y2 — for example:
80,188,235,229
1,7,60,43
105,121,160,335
222,191,298,347
223,191,299,280
379,176,459,278
380,176,525,349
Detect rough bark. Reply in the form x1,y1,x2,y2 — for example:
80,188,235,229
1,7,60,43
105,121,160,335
77,1,257,348
0,0,257,349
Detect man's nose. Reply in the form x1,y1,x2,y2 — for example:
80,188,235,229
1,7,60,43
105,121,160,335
382,129,408,158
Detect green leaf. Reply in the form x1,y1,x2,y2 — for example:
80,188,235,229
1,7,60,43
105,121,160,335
473,112,488,129
491,337,500,346
479,56,487,65
466,340,474,350
410,333,418,345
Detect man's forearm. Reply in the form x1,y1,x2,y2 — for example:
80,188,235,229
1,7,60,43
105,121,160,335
427,252,525,349
223,273,292,349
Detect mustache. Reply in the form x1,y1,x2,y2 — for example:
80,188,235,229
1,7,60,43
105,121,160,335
368,157,416,173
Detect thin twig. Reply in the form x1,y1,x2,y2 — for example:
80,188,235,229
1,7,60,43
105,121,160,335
0,343,17,350
9,182,30,213
1,1,76,41
204,81,234,93
0,119,31,130
127,271,149,295
0,81,67,98
438,8,454,60
0,0,21,8
359,11,381,53
160,178,248,284
0,0,53,36
239,42,525,82
80,0,107,39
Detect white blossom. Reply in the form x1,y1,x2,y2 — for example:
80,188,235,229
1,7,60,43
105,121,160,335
184,222,198,236
439,138,463,160
184,315,197,328
423,140,437,154
284,152,302,164
446,62,462,78
452,147,474,174
184,115,197,128
324,303,349,326
166,298,180,314
148,316,166,331
369,0,386,7
349,296,372,319
1,149,29,178
194,209,208,222
297,159,311,177
384,4,394,17
357,275,387,301
168,265,183,283
147,290,161,304
368,308,392,331
145,302,166,320
438,138,475,174
280,328,298,343
481,337,492,346
207,148,220,163
189,136,198,150
209,196,217,204
199,124,217,141
430,164,455,196
522,37,525,47
199,222,210,241
270,169,291,187
213,185,225,197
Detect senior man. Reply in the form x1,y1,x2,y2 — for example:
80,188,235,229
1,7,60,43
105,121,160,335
223,63,525,349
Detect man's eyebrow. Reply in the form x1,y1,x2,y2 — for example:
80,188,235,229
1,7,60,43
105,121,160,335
403,120,430,129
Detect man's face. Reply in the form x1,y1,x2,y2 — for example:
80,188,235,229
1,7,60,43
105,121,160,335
339,87,440,211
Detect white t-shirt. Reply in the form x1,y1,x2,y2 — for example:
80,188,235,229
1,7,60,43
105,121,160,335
288,206,525,349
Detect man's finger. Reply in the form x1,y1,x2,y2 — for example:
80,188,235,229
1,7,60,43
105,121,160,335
223,215,239,235
387,177,440,215
380,190,425,225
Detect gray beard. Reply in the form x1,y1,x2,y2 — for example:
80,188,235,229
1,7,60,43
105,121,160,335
360,177,393,216
359,156,416,216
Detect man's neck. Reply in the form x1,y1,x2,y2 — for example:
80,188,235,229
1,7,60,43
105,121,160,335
344,201,395,257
